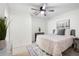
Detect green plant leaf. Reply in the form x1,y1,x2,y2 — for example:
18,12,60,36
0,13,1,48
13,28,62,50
0,17,7,40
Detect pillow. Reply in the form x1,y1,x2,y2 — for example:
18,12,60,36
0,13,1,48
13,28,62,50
57,29,65,35
70,29,75,36
65,29,70,35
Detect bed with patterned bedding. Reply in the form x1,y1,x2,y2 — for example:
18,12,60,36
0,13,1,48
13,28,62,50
36,34,74,56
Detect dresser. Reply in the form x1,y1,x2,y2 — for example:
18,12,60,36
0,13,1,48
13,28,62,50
35,32,44,42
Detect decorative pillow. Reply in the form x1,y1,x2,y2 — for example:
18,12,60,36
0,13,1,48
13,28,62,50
70,29,75,36
65,29,70,35
57,29,65,35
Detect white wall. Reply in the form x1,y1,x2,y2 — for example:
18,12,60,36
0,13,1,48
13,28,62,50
7,4,32,55
9,13,32,48
0,4,6,17
48,8,79,37
32,16,47,42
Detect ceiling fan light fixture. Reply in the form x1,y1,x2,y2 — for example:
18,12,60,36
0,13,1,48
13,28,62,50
31,3,54,16
41,11,44,15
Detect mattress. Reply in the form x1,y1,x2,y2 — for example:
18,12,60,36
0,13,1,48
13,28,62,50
36,34,73,56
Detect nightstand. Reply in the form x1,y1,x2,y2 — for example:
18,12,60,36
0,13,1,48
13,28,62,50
35,32,44,42
73,37,79,52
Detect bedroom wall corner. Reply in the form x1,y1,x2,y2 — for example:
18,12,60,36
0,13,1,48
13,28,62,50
47,8,79,37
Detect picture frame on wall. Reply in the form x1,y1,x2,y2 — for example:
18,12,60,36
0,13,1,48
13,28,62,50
56,19,70,29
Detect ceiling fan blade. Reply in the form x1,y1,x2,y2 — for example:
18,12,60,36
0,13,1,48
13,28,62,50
31,8,40,11
48,10,54,12
36,11,41,15
33,11,40,15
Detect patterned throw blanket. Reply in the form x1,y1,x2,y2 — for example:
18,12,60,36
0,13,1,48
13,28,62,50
27,43,51,56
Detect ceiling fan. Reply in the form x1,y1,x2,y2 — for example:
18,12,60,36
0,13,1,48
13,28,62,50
31,3,54,16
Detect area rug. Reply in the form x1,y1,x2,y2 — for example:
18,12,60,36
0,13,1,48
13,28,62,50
27,43,50,56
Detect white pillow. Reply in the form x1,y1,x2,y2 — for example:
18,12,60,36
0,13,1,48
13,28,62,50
65,29,70,35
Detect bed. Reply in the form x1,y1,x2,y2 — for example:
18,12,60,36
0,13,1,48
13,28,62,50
36,19,75,56
36,34,73,56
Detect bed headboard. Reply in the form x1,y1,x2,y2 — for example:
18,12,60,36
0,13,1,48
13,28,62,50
56,19,70,29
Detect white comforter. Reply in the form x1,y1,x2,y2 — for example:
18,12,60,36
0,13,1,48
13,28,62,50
36,34,73,56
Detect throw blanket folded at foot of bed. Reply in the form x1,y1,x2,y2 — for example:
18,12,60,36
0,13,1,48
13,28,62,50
27,44,51,56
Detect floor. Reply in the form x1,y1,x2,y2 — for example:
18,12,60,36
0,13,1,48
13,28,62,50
0,43,79,56
0,48,11,56
62,47,79,56
27,43,79,56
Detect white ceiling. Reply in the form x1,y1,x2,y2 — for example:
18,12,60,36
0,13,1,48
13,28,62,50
5,3,79,19
29,3,79,8
29,3,79,18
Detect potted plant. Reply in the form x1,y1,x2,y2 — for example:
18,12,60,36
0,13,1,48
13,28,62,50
0,17,7,50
